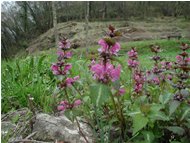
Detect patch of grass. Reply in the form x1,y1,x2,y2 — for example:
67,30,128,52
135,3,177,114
2,38,190,113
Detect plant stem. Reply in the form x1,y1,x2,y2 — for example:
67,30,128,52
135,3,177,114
64,89,89,143
75,116,89,143
110,93,125,140
116,95,126,140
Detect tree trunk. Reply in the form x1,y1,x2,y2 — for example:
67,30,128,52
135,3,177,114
85,1,90,54
52,1,58,48
102,2,107,20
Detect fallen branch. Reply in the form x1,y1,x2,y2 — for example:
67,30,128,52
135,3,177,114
24,131,37,139
9,139,52,143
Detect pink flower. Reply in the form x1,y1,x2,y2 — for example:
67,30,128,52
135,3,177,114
152,77,160,85
57,105,66,111
128,59,139,68
134,83,143,93
128,48,138,58
51,63,60,75
176,55,183,64
73,75,80,81
98,39,120,55
58,39,71,49
65,76,80,87
90,62,121,83
185,57,190,65
119,88,125,95
110,65,121,81
63,64,72,74
57,100,69,111
51,63,72,75
152,66,163,74
167,74,172,80
110,42,120,55
134,72,145,83
161,61,173,70
73,99,82,107
57,99,81,111
65,51,72,58
57,51,72,60
98,39,109,53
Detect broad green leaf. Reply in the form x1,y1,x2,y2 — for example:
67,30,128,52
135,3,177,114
169,100,180,116
128,111,141,116
149,111,169,121
140,104,151,114
150,104,164,112
142,131,155,143
159,93,172,104
132,113,148,135
89,84,111,106
180,108,190,121
166,126,185,135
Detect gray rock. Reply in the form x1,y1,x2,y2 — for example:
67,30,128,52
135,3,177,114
32,113,93,143
1,121,16,137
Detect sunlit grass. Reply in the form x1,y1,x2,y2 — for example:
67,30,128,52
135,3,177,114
2,38,190,113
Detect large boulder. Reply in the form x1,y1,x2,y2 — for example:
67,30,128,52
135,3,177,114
32,113,94,143
1,121,16,137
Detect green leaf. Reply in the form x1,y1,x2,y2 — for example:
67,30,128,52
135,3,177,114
180,108,190,121
149,111,169,121
16,59,21,73
37,55,46,72
159,93,172,104
166,126,185,135
6,65,13,75
148,104,169,121
128,111,141,116
169,100,180,116
132,113,148,135
89,84,111,106
29,56,34,69
142,131,155,143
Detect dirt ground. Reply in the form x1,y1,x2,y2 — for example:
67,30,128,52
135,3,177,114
26,17,190,53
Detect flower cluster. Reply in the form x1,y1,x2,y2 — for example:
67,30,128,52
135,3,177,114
98,39,121,56
127,47,145,94
91,62,121,83
133,70,145,94
90,26,125,95
173,43,190,102
51,38,81,111
127,47,139,69
146,45,164,85
51,38,79,88
57,99,82,111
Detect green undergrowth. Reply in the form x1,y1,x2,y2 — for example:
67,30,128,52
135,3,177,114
1,38,190,113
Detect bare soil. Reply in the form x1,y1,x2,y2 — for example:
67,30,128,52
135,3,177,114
26,17,190,53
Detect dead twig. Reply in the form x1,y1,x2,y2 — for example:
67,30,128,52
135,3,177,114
9,139,52,143
24,131,37,140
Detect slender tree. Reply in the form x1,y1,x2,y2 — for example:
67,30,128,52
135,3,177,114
85,1,90,54
52,1,58,48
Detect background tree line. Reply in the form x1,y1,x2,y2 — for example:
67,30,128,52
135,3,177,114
1,1,190,59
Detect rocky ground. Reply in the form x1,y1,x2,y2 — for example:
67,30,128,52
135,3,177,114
1,108,94,143
26,17,190,54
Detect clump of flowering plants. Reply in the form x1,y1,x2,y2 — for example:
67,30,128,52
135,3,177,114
123,43,190,143
88,25,128,141
50,28,190,142
51,38,90,142
51,38,81,112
